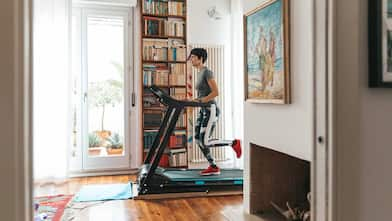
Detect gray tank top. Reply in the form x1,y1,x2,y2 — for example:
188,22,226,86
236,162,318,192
196,67,219,115
196,67,214,99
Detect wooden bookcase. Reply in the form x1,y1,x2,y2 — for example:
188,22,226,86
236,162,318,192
140,0,188,168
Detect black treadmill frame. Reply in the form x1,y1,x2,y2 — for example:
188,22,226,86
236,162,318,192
138,85,242,195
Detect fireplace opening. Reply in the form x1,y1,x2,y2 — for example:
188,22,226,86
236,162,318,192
249,143,310,220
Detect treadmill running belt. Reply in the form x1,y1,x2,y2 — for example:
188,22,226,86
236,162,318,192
164,169,243,181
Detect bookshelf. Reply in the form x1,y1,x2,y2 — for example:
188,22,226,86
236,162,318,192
140,0,188,168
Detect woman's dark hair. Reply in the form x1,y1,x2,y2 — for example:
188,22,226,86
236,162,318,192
189,48,208,63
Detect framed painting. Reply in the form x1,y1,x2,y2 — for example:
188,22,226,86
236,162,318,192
244,0,290,103
369,0,392,87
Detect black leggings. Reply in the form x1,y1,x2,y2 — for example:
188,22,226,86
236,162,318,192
194,104,232,166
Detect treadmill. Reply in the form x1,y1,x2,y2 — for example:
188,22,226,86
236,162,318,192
135,85,243,198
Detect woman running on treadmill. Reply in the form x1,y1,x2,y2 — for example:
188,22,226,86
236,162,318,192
187,48,242,176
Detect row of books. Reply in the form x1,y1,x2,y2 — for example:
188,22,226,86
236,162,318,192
143,110,186,128
144,111,162,128
143,46,186,61
143,130,186,149
169,64,186,85
166,19,185,37
142,0,168,16
144,17,185,37
143,64,169,86
169,149,187,167
169,130,186,147
143,87,186,108
144,17,166,36
143,39,187,61
143,46,168,61
168,1,185,16
168,46,187,61
169,87,186,100
143,69,169,86
143,64,186,86
143,130,158,149
142,0,185,16
143,72,186,86
175,112,186,128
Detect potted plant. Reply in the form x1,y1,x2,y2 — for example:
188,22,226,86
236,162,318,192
88,133,102,156
106,133,123,155
88,79,122,139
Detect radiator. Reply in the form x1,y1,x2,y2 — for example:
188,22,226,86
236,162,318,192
188,44,227,163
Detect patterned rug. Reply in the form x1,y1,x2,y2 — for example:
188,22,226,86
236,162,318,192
34,194,74,221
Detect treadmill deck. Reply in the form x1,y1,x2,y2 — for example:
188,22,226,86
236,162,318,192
162,169,243,182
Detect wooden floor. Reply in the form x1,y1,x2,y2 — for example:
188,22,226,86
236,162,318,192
34,175,245,221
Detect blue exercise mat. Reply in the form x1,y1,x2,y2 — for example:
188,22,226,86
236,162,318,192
74,183,133,202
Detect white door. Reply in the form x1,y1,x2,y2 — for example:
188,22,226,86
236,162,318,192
72,6,132,170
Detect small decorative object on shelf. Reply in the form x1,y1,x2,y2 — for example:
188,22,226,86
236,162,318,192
140,0,188,168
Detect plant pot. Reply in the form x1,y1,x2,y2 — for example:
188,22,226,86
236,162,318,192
107,147,123,155
95,130,111,140
88,147,102,156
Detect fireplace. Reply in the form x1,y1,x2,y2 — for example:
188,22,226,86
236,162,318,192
249,143,310,219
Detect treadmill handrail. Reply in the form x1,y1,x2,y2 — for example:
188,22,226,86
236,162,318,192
149,85,212,107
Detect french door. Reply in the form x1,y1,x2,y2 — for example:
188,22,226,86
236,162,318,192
72,6,132,170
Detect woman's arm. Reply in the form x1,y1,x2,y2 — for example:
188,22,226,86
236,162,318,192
199,78,219,103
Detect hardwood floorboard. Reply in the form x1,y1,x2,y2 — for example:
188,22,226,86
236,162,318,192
34,175,243,221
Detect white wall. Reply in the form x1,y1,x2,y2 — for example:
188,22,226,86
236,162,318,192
242,0,313,213
187,0,233,130
187,0,240,163
359,1,392,220
187,0,231,45
334,0,392,220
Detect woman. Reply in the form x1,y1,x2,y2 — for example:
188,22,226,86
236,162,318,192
188,48,242,176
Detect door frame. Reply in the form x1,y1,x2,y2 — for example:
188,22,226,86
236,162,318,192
7,0,338,220
73,4,133,171
312,0,336,220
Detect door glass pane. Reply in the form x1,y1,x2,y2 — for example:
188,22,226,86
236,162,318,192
87,15,125,157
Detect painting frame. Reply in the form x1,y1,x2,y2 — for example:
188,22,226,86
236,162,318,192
369,0,392,87
244,0,291,104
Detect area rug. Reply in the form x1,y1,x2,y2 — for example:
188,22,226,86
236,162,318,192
73,182,133,202
34,194,74,221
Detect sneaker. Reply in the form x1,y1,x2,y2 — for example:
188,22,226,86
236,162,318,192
232,139,242,158
200,165,221,176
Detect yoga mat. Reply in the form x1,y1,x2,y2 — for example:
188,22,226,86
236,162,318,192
74,183,132,202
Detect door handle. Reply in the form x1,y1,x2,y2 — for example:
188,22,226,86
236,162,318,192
317,136,324,144
84,92,88,103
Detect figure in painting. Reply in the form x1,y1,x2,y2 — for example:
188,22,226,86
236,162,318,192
263,29,276,89
256,25,267,88
257,26,277,91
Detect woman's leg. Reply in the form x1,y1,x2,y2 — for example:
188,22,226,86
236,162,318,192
204,104,233,147
203,104,242,158
195,108,217,167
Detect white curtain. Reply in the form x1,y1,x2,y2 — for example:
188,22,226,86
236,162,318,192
33,0,71,180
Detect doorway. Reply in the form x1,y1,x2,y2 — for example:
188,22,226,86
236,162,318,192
71,5,132,171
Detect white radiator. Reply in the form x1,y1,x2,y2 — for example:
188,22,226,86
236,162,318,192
188,44,227,163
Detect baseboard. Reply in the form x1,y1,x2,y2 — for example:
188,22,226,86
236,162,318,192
68,168,138,178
